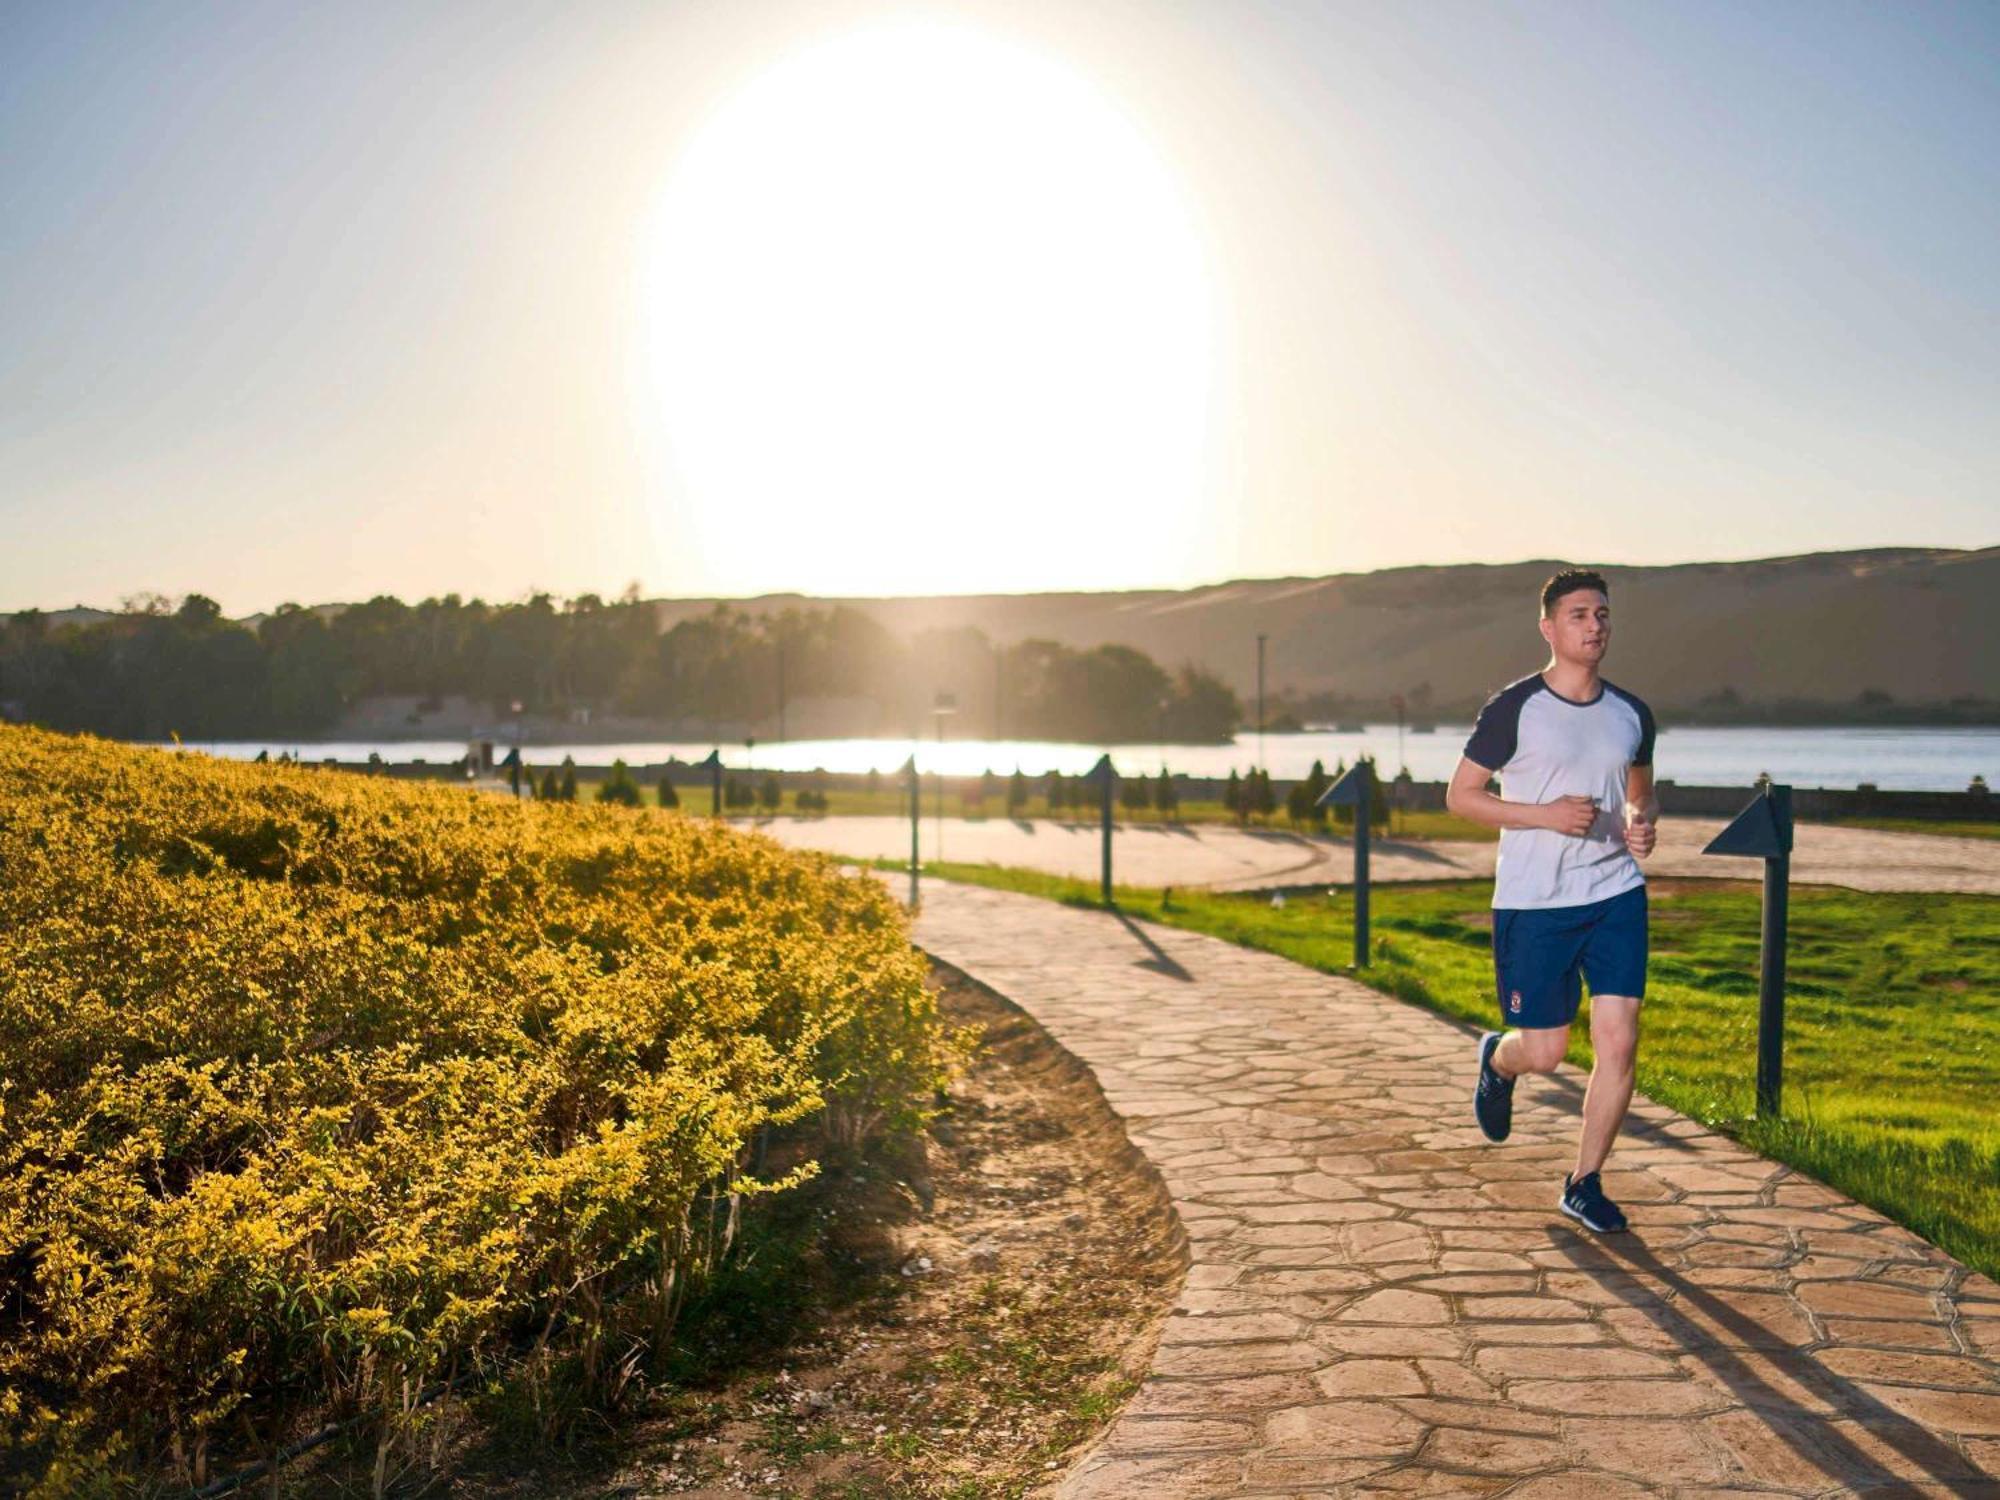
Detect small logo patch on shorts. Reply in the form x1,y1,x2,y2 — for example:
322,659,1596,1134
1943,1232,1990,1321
1509,990,1523,1014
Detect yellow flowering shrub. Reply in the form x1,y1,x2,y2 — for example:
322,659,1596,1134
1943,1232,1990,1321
0,724,952,1492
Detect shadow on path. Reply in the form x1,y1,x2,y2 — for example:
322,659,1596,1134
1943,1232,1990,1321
1241,828,1319,848
1110,908,1195,983
1523,1072,1705,1155
1547,1228,1989,1494
1389,1009,1704,1158
1366,835,1466,867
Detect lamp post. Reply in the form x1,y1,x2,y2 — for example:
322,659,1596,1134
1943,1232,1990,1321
1256,634,1267,772
932,692,957,863
1703,784,1793,1117
903,753,921,907
510,698,523,796
1316,758,1376,969
700,748,722,818
1083,753,1117,905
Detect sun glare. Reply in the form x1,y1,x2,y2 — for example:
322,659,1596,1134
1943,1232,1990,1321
639,21,1213,598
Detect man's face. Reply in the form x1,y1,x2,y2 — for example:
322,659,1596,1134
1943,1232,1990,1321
1539,589,1610,665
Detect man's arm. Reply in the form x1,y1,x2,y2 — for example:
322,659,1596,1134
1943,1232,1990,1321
1623,763,1658,857
1445,756,1596,836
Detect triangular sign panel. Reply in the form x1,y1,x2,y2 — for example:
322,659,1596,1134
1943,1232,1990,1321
1702,793,1786,858
1081,753,1116,787
698,749,722,770
1319,760,1373,808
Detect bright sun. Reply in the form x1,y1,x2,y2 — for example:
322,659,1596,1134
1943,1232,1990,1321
639,21,1214,598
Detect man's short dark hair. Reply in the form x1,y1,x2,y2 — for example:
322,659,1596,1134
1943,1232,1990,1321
1541,568,1609,617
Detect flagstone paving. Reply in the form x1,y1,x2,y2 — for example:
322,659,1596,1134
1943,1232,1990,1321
908,880,2000,1498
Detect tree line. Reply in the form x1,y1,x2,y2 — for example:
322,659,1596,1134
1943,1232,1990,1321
0,591,1242,743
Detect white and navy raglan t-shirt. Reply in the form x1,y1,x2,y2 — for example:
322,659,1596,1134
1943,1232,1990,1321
1463,674,1656,910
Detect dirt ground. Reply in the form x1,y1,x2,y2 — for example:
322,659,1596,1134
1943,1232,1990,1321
394,969,1184,1500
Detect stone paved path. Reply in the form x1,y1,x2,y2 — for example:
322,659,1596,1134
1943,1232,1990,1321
909,881,2000,1497
760,814,2000,895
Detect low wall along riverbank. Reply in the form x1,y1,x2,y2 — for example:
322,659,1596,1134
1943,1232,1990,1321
340,754,1997,825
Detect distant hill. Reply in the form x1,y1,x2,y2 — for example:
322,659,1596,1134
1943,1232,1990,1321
638,547,2000,712
12,547,1995,719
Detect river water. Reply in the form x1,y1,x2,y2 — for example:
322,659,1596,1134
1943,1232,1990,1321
167,725,1997,792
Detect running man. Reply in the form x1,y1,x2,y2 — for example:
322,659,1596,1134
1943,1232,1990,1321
1444,568,1658,1233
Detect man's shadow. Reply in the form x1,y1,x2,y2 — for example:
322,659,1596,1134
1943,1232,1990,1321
1544,1227,1990,1493
1419,1012,1703,1157
1520,1070,1703,1155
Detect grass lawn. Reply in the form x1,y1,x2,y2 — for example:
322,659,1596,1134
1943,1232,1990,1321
901,860,2000,1282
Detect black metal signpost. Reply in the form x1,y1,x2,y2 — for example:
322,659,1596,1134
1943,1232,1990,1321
904,754,921,908
700,749,723,818
1083,753,1116,905
1317,758,1375,969
1702,783,1794,1117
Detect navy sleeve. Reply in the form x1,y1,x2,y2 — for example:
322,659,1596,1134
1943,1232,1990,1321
1607,683,1656,767
1463,680,1531,772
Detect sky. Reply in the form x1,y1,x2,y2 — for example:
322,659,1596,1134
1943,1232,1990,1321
2,0,1995,614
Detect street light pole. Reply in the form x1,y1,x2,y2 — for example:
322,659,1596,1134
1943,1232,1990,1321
701,749,723,818
1083,754,1116,905
1703,784,1794,1117
904,754,920,908
1256,634,1267,771
509,699,523,797
932,692,957,865
1317,759,1375,969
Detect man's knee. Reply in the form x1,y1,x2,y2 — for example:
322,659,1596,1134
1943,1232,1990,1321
1590,999,1640,1069
1508,1026,1569,1074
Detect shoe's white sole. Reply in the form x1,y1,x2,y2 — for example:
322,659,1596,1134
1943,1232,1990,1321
1557,1196,1628,1234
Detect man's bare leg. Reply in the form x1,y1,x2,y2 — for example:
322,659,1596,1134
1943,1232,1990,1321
1491,1025,1569,1080
1575,996,1640,1178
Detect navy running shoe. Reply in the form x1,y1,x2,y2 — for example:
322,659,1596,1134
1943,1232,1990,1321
1473,1031,1514,1143
1560,1170,1629,1234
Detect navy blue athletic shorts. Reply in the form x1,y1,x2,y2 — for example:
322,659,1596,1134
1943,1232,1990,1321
1492,884,1648,1029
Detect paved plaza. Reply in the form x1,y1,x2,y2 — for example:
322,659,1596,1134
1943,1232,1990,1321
756,813,2000,895
909,880,2000,1497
